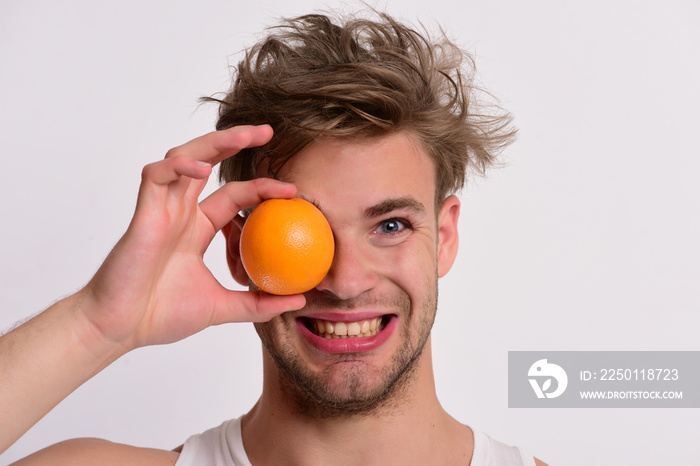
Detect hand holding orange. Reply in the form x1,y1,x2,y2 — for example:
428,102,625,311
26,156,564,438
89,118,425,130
240,197,335,295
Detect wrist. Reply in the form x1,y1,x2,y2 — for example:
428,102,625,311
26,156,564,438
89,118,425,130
58,288,133,372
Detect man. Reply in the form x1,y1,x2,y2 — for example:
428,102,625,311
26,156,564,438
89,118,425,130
0,12,546,465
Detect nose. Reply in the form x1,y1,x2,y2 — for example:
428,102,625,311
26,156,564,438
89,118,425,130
314,234,378,300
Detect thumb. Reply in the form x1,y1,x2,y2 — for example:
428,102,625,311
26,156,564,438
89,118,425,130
210,290,306,325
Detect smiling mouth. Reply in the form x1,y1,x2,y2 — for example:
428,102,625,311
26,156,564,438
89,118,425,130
302,316,388,339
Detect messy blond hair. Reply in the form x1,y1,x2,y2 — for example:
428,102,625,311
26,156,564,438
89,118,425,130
207,12,516,203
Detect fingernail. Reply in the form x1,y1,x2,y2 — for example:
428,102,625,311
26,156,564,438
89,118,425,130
195,161,211,167
286,296,306,311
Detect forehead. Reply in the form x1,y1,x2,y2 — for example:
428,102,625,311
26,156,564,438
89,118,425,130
277,132,437,210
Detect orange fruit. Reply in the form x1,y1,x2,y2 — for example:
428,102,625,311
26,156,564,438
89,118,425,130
240,197,335,295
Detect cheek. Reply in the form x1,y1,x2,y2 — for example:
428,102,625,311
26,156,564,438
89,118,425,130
377,240,437,298
255,315,294,346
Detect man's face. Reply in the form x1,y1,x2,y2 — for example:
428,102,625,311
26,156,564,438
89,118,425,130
252,132,460,417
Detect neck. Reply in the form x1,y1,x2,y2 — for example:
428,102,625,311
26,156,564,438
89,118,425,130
242,337,473,465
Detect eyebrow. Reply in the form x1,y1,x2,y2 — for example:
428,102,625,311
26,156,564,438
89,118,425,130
295,194,426,220
363,196,426,219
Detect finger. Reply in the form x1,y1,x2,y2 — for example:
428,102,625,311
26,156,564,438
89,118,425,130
141,157,212,186
164,124,274,166
211,290,306,325
199,178,297,233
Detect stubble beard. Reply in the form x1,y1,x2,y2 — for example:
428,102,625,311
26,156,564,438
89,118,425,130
254,282,438,419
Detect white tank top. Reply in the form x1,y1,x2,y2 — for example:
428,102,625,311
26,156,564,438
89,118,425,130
175,417,536,466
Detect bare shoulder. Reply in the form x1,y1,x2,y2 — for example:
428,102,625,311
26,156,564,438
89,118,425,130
11,438,179,466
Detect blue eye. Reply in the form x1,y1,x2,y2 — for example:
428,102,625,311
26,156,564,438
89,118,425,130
377,219,407,234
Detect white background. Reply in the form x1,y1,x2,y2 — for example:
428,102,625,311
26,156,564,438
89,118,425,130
1,1,698,464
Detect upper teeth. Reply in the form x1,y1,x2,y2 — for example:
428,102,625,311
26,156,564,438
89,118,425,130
311,317,382,339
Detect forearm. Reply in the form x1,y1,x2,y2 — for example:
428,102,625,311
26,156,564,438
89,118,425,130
0,290,127,454
0,126,302,457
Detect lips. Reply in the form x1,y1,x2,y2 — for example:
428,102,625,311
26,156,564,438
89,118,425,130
296,314,397,354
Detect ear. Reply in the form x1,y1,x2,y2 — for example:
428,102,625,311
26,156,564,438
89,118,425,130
221,221,250,287
436,195,460,278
